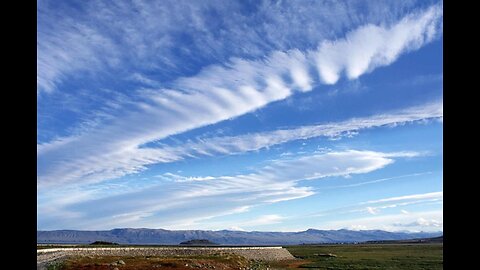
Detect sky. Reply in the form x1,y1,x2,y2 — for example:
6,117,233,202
37,0,443,232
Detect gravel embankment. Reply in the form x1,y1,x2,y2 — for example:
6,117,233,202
37,251,69,270
37,246,295,268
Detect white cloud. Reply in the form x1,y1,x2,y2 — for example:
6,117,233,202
38,0,430,93
322,172,433,190
394,217,443,228
366,207,379,215
37,1,444,232
129,73,160,87
38,3,442,193
307,191,443,219
38,100,441,189
314,4,442,84
318,210,443,232
37,8,121,93
362,191,443,204
38,150,402,229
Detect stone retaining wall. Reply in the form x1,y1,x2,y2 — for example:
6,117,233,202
37,247,295,266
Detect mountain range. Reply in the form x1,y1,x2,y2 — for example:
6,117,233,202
37,228,442,245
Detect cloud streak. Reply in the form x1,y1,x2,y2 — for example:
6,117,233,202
38,0,432,93
317,210,443,232
362,191,443,204
38,99,441,189
37,1,443,232
306,191,442,218
38,150,405,229
38,3,442,191
318,172,434,190
314,4,442,83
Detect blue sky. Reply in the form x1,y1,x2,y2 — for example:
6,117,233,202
37,0,443,232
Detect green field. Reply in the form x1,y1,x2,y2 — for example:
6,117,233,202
281,244,443,270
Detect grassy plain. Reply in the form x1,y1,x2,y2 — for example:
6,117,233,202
280,243,443,270
42,243,443,270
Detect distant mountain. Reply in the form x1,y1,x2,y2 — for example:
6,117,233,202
37,228,442,245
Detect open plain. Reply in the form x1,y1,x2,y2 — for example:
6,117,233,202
37,243,442,270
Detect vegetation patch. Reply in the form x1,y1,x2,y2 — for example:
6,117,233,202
45,260,66,270
60,254,269,270
180,239,219,246
90,241,120,245
283,244,443,270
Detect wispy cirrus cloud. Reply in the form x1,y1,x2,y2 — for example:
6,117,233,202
37,0,432,93
38,3,442,191
358,192,443,216
38,99,441,189
361,191,443,205
185,191,443,231
366,207,379,215
319,210,443,232
37,1,443,232
308,191,442,218
38,150,407,229
314,5,442,84
319,172,434,190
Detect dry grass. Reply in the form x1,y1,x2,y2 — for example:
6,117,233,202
59,254,268,270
